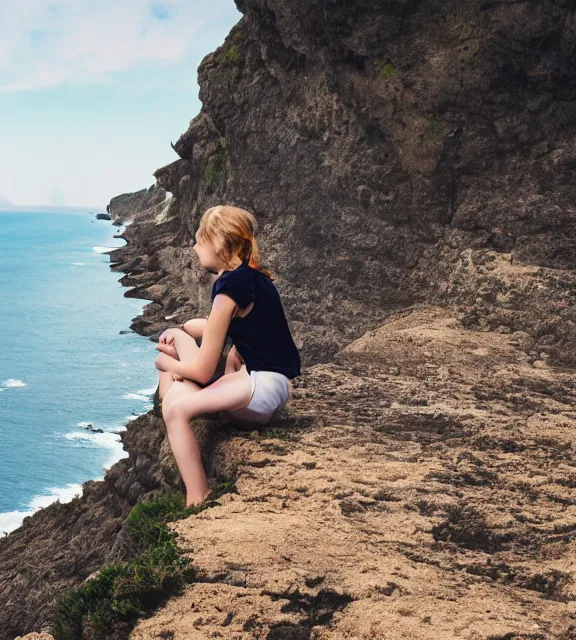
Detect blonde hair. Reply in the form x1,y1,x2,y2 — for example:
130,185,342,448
197,205,275,280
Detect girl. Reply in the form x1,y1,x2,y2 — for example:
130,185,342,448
154,205,301,506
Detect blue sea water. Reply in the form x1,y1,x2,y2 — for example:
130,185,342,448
0,210,160,534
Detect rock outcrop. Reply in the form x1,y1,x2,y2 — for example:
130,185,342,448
108,184,167,226
130,307,576,639
107,0,576,371
1,0,575,638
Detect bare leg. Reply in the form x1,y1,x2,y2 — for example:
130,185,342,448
158,370,176,401
161,366,252,506
156,329,200,400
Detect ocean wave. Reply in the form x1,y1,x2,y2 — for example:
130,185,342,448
122,388,155,402
122,392,150,402
63,430,128,471
0,482,83,535
92,246,116,254
2,379,27,388
71,262,87,266
64,430,121,446
136,387,156,396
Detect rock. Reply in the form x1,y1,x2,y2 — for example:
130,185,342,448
107,184,167,226
2,1,576,638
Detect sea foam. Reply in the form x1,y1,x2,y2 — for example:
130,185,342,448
136,387,156,396
2,379,27,388
122,392,150,402
63,429,129,472
0,483,83,535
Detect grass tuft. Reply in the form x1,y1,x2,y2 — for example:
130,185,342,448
51,478,236,640
375,60,397,76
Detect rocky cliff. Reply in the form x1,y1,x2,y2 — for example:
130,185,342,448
108,185,167,226
117,0,576,369
2,1,576,638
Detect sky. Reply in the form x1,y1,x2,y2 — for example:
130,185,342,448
0,1,242,209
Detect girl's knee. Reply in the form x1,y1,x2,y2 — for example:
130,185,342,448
162,393,197,423
161,396,181,422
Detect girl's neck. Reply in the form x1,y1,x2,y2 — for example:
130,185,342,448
217,257,245,276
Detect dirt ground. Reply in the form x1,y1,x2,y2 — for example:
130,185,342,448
123,306,576,639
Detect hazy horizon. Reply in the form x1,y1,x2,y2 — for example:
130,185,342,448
0,204,105,212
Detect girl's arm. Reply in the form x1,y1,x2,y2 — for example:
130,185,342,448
181,318,208,339
155,295,237,385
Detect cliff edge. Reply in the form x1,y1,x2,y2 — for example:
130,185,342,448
2,1,576,638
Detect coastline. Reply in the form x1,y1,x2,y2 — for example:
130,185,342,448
2,1,576,635
0,216,158,536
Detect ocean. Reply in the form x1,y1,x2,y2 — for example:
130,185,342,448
0,210,160,535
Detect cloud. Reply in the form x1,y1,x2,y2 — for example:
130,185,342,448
0,0,236,92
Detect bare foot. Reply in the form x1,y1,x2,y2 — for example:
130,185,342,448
186,488,212,508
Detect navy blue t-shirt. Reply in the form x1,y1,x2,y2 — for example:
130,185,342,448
211,262,301,379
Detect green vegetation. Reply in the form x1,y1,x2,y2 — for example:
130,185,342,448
375,60,397,77
426,115,444,134
219,43,240,66
217,31,243,68
51,479,237,640
204,152,227,188
260,426,301,441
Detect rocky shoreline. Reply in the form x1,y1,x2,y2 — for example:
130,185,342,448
3,0,576,637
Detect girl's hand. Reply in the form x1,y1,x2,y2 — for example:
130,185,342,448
159,329,175,346
156,341,178,358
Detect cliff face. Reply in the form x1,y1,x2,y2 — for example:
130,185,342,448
112,0,575,368
107,185,167,226
0,404,265,638
2,1,576,638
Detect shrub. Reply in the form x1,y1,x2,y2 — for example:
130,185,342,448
51,479,236,639
204,153,227,188
219,43,240,66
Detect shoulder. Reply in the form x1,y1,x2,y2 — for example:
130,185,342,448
214,265,254,290
212,264,256,306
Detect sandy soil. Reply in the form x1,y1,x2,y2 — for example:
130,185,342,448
125,306,576,639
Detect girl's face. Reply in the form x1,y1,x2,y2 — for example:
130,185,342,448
192,230,220,271
193,230,233,273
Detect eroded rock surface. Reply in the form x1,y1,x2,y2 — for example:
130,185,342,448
108,184,167,226
131,308,576,639
1,0,575,638
107,0,576,368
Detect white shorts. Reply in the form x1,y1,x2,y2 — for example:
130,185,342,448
221,370,290,425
